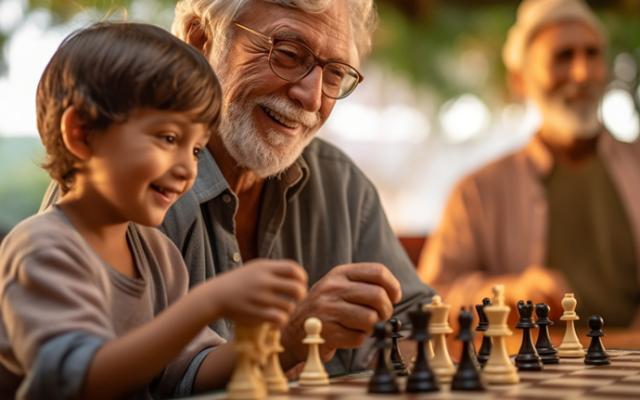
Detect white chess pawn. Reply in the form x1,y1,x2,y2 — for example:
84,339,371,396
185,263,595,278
482,285,519,384
227,324,269,399
263,326,289,393
299,317,329,386
425,295,455,383
558,293,586,358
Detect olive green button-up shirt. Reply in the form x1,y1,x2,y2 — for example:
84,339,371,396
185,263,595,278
160,138,434,374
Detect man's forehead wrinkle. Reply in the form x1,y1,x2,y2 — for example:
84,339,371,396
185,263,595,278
239,2,354,64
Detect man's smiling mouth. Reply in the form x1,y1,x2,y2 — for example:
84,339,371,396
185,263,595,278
261,105,300,129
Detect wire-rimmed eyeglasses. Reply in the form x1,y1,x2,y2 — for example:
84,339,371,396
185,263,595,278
233,22,364,100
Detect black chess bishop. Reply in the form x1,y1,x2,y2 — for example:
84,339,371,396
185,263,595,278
368,322,400,394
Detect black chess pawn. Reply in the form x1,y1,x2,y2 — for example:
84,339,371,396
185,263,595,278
475,297,492,367
451,307,486,391
368,322,400,394
535,303,559,364
389,318,408,376
585,315,610,366
406,303,439,393
515,300,543,371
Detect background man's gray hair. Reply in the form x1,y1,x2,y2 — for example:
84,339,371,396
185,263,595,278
172,0,377,70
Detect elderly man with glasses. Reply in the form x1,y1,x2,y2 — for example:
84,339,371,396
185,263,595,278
162,0,434,376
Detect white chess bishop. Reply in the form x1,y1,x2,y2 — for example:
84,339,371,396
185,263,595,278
558,293,586,358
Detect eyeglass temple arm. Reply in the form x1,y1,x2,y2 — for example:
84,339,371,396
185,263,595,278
233,22,272,44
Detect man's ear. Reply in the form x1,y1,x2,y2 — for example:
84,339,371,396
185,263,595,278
60,107,92,161
186,19,209,55
507,70,527,101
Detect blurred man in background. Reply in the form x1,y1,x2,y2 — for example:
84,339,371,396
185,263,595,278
419,0,640,326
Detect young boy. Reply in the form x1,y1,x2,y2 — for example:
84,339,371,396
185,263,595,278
0,22,307,399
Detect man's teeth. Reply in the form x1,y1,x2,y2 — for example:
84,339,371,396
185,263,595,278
263,106,299,129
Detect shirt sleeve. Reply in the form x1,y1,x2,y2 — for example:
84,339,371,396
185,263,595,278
1,228,114,398
17,332,104,400
417,176,489,303
354,174,436,319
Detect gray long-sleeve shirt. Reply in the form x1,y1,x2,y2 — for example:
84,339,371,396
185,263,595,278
0,207,224,399
159,137,435,375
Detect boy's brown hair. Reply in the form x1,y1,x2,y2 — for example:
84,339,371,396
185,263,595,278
36,22,222,191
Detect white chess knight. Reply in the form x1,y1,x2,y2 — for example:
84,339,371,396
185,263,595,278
227,323,270,400
482,285,519,384
558,293,586,358
263,326,289,393
425,295,455,383
299,317,329,386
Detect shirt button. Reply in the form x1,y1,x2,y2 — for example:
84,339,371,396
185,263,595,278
232,252,241,263
222,194,232,204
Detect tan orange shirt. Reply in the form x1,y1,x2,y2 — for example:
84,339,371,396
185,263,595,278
418,133,640,320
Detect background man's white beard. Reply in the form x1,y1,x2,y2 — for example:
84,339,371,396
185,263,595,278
541,103,601,142
218,103,310,178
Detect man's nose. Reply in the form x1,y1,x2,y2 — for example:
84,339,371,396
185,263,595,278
570,52,591,83
288,66,323,113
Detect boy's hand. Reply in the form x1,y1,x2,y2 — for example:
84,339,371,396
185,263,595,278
210,259,308,326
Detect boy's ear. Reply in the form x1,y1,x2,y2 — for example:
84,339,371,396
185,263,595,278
186,19,209,55
60,107,92,161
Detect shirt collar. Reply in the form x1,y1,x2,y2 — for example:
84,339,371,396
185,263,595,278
192,148,229,203
524,131,611,177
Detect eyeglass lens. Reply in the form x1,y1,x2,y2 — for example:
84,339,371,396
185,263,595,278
269,40,359,99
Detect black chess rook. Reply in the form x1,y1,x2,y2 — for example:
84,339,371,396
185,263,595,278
515,300,543,371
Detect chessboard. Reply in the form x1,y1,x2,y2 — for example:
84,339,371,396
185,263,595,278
196,349,640,399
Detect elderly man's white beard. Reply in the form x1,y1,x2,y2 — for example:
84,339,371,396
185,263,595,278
536,84,602,143
218,95,319,178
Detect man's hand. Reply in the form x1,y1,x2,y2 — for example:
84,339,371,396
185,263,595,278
511,265,570,319
279,263,402,369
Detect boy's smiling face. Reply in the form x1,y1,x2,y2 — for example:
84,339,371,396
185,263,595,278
83,108,210,226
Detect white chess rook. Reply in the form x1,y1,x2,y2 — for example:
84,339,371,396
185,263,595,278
299,317,329,386
482,285,519,384
558,293,586,358
425,295,455,383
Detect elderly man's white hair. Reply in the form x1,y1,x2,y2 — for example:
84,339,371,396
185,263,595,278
172,0,377,70
502,0,605,72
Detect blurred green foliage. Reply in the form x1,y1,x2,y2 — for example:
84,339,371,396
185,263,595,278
1,0,639,101
0,137,48,235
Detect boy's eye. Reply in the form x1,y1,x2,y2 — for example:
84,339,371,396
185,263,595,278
193,147,202,159
162,134,177,144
